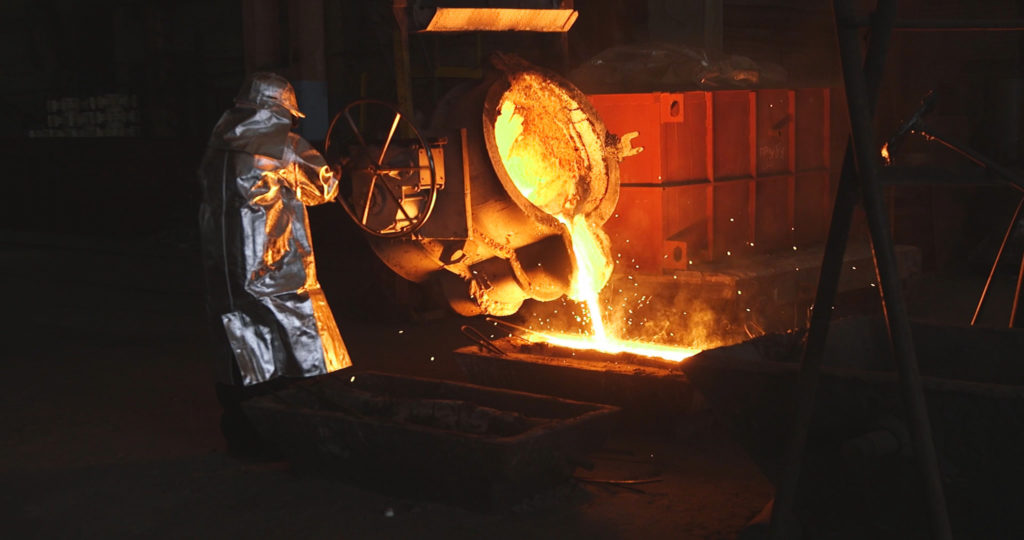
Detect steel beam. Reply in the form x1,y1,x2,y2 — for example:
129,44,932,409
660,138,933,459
771,1,952,538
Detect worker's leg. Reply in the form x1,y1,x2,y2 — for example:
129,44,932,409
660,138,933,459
215,373,287,460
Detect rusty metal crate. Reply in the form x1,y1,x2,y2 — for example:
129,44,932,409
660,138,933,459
242,371,620,509
589,89,832,272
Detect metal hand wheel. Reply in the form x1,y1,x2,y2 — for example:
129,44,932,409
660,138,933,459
325,99,438,238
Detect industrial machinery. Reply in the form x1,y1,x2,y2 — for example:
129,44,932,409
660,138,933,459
326,55,639,316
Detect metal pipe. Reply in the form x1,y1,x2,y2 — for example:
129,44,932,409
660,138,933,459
770,3,896,537
834,0,952,537
972,197,1024,325
853,17,1024,31
1012,249,1024,328
459,325,506,356
910,123,1024,193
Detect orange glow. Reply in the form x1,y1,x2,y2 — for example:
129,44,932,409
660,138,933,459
494,91,588,215
493,82,709,363
421,8,578,33
880,142,891,165
522,330,701,362
559,214,611,334
550,213,702,362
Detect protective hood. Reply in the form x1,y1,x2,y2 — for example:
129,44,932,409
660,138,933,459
208,106,293,160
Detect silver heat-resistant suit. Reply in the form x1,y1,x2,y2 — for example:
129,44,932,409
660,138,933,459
198,73,351,386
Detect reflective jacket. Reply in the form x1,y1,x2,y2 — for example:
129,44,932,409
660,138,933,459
198,105,350,385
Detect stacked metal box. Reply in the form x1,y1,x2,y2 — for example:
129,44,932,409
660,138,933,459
588,89,833,274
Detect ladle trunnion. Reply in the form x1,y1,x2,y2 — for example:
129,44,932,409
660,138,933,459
326,54,638,316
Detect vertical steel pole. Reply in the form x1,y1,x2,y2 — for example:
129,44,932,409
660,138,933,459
769,2,897,537
241,0,283,74
836,0,952,537
392,1,415,138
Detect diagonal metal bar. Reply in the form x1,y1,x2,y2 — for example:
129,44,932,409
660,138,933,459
908,123,1024,192
378,175,416,226
972,197,1024,325
834,0,952,537
361,176,379,225
378,166,431,173
769,0,910,537
1012,247,1024,328
344,109,368,148
378,111,402,166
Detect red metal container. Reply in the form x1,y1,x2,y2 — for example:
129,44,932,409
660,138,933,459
589,89,832,274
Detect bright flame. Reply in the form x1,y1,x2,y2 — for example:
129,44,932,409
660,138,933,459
880,142,891,165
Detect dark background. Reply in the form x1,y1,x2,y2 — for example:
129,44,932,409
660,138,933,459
2,0,1020,278
2,2,1023,537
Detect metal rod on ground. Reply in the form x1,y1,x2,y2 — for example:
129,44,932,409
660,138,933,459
769,2,896,536
835,0,952,537
485,317,538,337
972,197,1024,325
459,325,506,356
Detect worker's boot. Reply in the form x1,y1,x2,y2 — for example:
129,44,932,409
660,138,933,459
215,380,285,461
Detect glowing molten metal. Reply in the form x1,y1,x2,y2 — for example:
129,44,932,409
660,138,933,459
493,79,704,362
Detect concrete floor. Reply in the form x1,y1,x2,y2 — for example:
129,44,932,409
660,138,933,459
1,230,776,539
3,224,1019,538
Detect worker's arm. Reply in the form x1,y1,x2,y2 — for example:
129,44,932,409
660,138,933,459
283,133,339,206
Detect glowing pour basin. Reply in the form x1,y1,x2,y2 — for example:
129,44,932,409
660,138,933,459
453,334,700,425
520,331,701,362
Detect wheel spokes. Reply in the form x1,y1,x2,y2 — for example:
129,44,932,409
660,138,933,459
377,166,431,174
360,176,378,225
327,99,438,237
377,111,401,166
343,109,367,148
377,176,417,226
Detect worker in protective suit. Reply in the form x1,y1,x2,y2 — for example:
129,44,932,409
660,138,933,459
198,72,351,455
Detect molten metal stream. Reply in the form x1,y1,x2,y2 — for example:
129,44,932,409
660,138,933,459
532,215,699,362
494,87,701,363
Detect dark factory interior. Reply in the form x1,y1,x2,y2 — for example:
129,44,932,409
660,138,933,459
3,1,1024,538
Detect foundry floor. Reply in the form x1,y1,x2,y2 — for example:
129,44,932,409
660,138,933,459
2,229,1018,539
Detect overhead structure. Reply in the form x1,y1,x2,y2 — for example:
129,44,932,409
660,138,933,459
412,5,577,33
390,1,577,132
396,1,577,33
